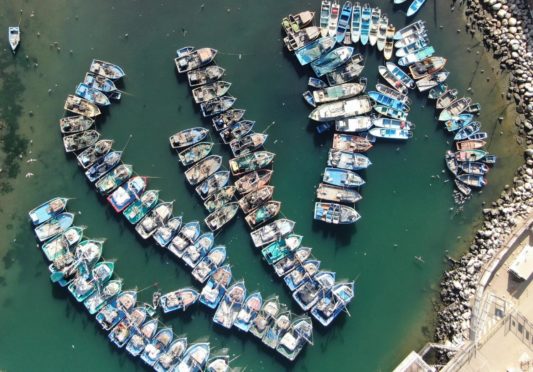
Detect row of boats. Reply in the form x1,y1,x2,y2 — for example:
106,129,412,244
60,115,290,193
28,198,235,371
174,46,356,325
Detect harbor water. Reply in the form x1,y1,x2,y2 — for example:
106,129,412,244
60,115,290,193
0,0,525,370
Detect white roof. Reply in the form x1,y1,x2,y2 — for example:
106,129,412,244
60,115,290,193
509,245,533,281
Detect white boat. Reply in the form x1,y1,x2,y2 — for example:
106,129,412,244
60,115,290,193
8,26,20,53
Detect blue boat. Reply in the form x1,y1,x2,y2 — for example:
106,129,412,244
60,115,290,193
191,245,227,283
373,105,408,120
140,327,174,367
311,46,354,77
175,343,210,372
41,226,84,262
85,151,123,182
407,0,427,17
335,2,352,44
34,212,75,242
213,280,246,329
126,318,158,356
153,216,183,247
368,91,410,112
323,167,365,187
29,197,68,226
234,292,263,332
284,260,322,291
108,306,148,348
350,2,361,44
153,338,188,372
83,279,123,315
95,290,137,331
199,264,232,309
262,311,292,349
83,72,117,93
454,122,481,141
182,232,215,268
444,114,475,132
292,271,336,311
311,281,355,326
398,46,435,66
327,149,372,170
107,176,147,213
302,91,316,107
67,261,115,302
295,37,336,66
369,127,413,140
160,288,199,313
75,83,111,106
308,76,329,88
316,122,333,134
385,62,415,89
359,4,371,45
50,239,103,286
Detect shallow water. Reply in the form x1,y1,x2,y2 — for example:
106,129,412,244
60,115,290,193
0,0,525,370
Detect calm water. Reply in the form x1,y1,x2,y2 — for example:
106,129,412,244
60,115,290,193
0,0,524,371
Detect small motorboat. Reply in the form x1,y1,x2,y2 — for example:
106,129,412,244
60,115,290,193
314,202,360,224
457,174,487,188
323,167,365,187
350,2,361,44
212,108,246,131
89,59,126,80
178,142,213,166
359,3,371,45
29,197,68,226
59,116,95,134
160,288,199,313
169,127,209,149
184,155,222,186
8,26,20,53
302,90,316,107
383,24,395,60
320,1,332,37
174,47,217,73
407,0,428,17
369,127,412,140
373,105,408,120
75,83,111,106
455,139,486,151
187,65,225,87
308,76,329,89
332,133,373,152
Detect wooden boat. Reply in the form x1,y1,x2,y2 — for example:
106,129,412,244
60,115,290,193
234,292,263,332
192,81,231,104
311,282,353,327
140,327,174,366
395,38,429,58
191,245,227,283
444,114,474,132
153,338,188,372
320,0,332,37
295,37,336,66
169,127,208,149
153,216,183,248
187,65,225,87
409,56,447,80
89,59,125,80
108,176,148,213
455,149,488,162
308,77,329,89
374,105,408,120
303,91,316,107
125,317,159,356
63,130,100,153
64,94,101,118
230,132,268,157
373,117,414,130
454,122,481,141
41,225,82,262
8,26,20,53
85,151,122,182
455,139,486,150
250,296,281,339
200,96,236,117
76,139,114,169
458,161,489,176
195,170,230,200
384,24,395,60
483,155,497,164
251,219,296,248
182,232,215,268
350,2,362,43
327,1,340,38
332,133,373,152
416,70,449,92
312,82,365,104
378,66,408,95
135,201,173,239
281,11,315,34
178,142,213,166
199,264,232,309
398,46,435,66
467,131,488,140
316,183,362,203
407,0,427,17
34,212,75,242
239,186,275,213
262,235,303,265
273,246,313,277
220,119,255,144
184,155,222,186
428,83,448,100
205,202,239,231
327,149,371,170
176,46,195,57
175,343,210,371
368,91,410,112
376,16,388,52
335,116,373,132
212,108,246,131
175,48,217,73
75,83,111,106
95,164,133,194
394,30,427,48
83,279,122,315
314,202,360,224
229,151,275,176
311,46,354,77
359,3,371,45
284,26,321,52
204,186,236,212
457,174,487,188
59,116,94,134
376,84,411,104
393,20,426,40
29,197,68,226
326,55,365,85
439,97,472,121
323,167,365,187
95,290,137,331
445,151,459,175
235,169,273,195
455,179,472,196
335,2,353,44
369,127,412,140
245,201,281,229
123,190,159,224
167,221,201,259
159,288,199,313
83,72,117,93
277,316,313,360
386,62,415,89
309,96,373,122
368,7,381,47
212,280,246,329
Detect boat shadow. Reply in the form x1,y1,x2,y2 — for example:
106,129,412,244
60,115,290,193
311,220,356,246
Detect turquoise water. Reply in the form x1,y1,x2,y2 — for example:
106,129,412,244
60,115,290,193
0,0,524,371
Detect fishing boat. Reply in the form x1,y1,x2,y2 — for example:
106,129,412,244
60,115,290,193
235,169,273,195
384,24,395,60
466,103,482,114
64,94,101,118
323,167,365,187
350,2,361,43
250,296,281,339
386,62,415,89
229,151,275,176
373,117,414,130
327,1,340,38
175,48,217,73
68,261,114,302
394,20,426,40
454,122,482,141
182,232,215,267
455,179,472,196
200,96,236,117
239,186,275,213
263,311,292,349
153,216,183,247
378,66,408,95
85,150,122,182
49,239,103,286
407,0,427,16
135,201,173,239
456,139,486,151
187,65,225,87
428,83,448,100
234,292,263,332
439,97,472,121
206,355,230,372
335,2,352,43
314,202,360,224
326,55,365,85
262,234,304,265
160,288,199,313
220,119,255,144
169,127,209,149
245,201,281,229
376,16,388,52
229,132,268,157
332,133,373,152
107,176,147,213
95,290,137,330
327,149,371,170
458,161,489,175
311,281,354,326
316,183,362,203
89,59,125,80
293,271,336,310
369,127,412,140
195,171,231,200
445,150,459,176
416,70,449,92
283,26,321,51
199,264,232,309
153,338,188,372
192,81,232,104
176,46,195,57
335,115,373,132
63,130,100,153
167,220,201,259
311,46,354,77
281,11,315,34
309,95,373,122
212,108,246,131
123,189,159,224
398,46,435,66
141,327,174,367
192,245,227,283
34,212,74,242
251,219,296,248
320,1,332,37
308,77,329,89
8,26,20,53
457,174,487,188
395,37,429,58
359,3,371,45
312,82,365,104
374,105,408,120
277,316,314,361
455,149,488,162
76,140,114,169
175,343,210,372
213,280,246,329
41,226,84,261
83,72,117,93
445,114,475,133
394,30,428,50
95,164,133,194
273,246,313,277
59,116,94,134
108,306,148,348
205,202,239,231
178,142,213,166
184,155,222,186
29,197,68,226
126,318,158,356
368,91,410,111
368,7,381,46
409,56,447,79
83,279,122,315
75,83,111,106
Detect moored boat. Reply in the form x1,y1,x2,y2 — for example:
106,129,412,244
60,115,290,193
41,225,84,261
273,246,313,277
63,130,100,153
262,311,292,349
200,96,236,117
454,122,482,141
175,48,217,73
312,82,366,104
316,183,362,203
444,114,474,132
407,0,427,17
8,26,20,53
436,88,459,109
250,219,296,248
335,115,373,132
455,149,488,162
372,117,414,129
153,216,183,247
283,26,321,51
59,115,95,134
428,83,448,100
326,55,365,85
445,150,459,176
176,46,195,58
292,271,336,310
332,133,373,152
416,70,449,92
192,81,232,104
314,202,360,224
238,185,275,213
335,2,353,44
192,245,227,283
220,119,255,144
374,105,408,120
250,296,281,339
89,59,125,80
187,65,225,87
369,127,412,140
205,202,239,231
455,179,472,196
229,132,268,157
393,20,426,40
385,62,415,89
68,261,114,302
398,46,435,66
378,66,408,95
350,2,362,43
95,164,133,194
175,343,210,372
311,46,354,77
282,11,315,34
125,318,158,356
438,97,472,121
323,167,365,187
169,127,209,149
29,197,68,226
153,338,188,372
308,76,329,89
376,15,388,52
107,176,147,213
213,280,247,329
359,3,371,45
84,150,122,182
184,155,222,186
311,281,354,326
327,149,371,170
76,139,114,169
458,161,490,175
195,170,231,200
409,56,447,79
83,72,117,93
276,316,314,360
140,327,174,367
34,212,74,242
457,174,487,188
108,306,147,348
455,139,486,151
309,95,373,122
368,7,381,47
160,288,199,313
178,142,214,166
135,201,173,239
234,169,273,195
199,264,232,309
327,1,340,38
75,83,111,106
368,91,410,111
64,94,101,118
383,24,395,60
95,290,137,331
123,189,159,224
234,292,263,332
167,220,201,259
212,108,246,131
320,1,332,37
245,201,281,229
83,279,123,315
229,151,275,176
